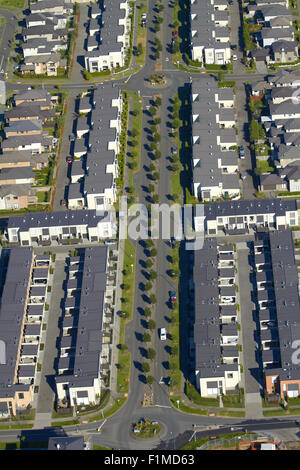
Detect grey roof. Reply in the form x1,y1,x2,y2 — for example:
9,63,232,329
0,248,33,398
48,436,85,451
55,247,108,388
7,209,109,232
5,119,42,135
204,198,297,220
0,167,34,181
271,40,298,53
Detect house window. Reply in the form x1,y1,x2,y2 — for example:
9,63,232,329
18,393,24,399
227,373,233,378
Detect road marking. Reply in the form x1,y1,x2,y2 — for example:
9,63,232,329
154,404,172,408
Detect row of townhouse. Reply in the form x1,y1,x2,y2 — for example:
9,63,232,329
0,89,57,210
252,230,300,400
84,0,131,73
192,239,241,397
194,197,298,235
2,198,297,246
68,83,122,211
190,77,240,202
190,0,231,65
18,0,74,76
55,247,114,408
0,248,52,417
4,209,115,245
249,71,300,193
244,0,299,65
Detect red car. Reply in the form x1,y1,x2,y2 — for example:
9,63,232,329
66,155,73,164
169,291,177,302
172,30,178,38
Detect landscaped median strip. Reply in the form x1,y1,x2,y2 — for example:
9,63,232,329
170,397,246,418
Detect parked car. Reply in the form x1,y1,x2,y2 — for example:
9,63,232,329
69,133,75,142
239,145,245,159
160,328,167,341
169,291,177,302
232,54,238,61
231,44,237,50
171,146,177,155
141,13,147,20
66,155,73,164
241,172,247,180
60,199,66,207
172,30,178,38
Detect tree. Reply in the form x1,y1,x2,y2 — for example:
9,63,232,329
155,97,162,107
144,307,152,318
172,118,180,129
153,150,161,160
145,259,153,269
149,106,157,116
152,172,159,181
127,185,134,194
147,348,156,360
147,319,156,330
131,128,138,138
146,375,155,385
153,133,161,143
119,343,128,352
172,41,180,54
171,163,180,172
142,362,150,373
149,294,157,305
170,345,179,356
149,248,158,257
148,183,155,193
145,239,154,248
154,117,161,125
144,281,152,291
152,194,159,203
149,270,157,280
142,333,151,343
149,163,156,173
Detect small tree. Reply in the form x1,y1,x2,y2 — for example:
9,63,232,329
147,348,156,360
148,183,155,193
142,362,150,373
155,97,162,107
149,106,157,116
152,194,159,203
147,319,156,330
144,281,152,291
146,375,155,385
142,333,151,343
144,307,152,318
149,270,157,280
149,248,158,257
145,259,153,269
149,294,157,305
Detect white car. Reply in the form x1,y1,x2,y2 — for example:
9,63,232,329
232,54,238,61
141,13,147,20
160,328,167,341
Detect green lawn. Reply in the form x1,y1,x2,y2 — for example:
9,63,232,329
135,2,148,66
37,190,51,203
0,0,24,8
